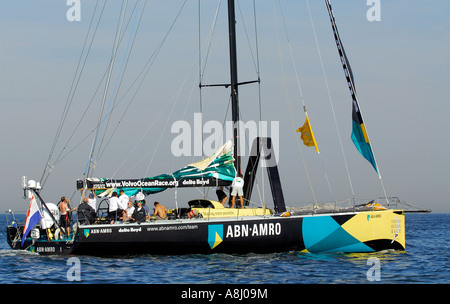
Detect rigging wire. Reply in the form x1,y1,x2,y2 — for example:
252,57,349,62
66,0,190,180
48,0,145,183
324,0,389,206
95,0,143,162
236,1,259,76
252,0,262,124
272,0,318,204
97,0,187,175
198,0,223,139
197,0,227,199
197,0,224,189
278,0,335,201
142,61,194,179
85,0,131,178
305,0,356,200
115,99,171,177
201,1,265,206
251,0,265,210
40,0,106,188
47,4,137,176
60,0,155,180
96,0,148,162
199,0,265,205
248,0,266,210
110,0,189,178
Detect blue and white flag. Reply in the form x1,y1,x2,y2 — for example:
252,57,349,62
21,194,42,247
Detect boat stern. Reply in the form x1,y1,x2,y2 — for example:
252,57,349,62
301,209,405,253
341,209,405,252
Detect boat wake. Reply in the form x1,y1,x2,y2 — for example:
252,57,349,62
0,249,38,257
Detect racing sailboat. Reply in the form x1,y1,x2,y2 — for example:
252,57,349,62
6,0,406,255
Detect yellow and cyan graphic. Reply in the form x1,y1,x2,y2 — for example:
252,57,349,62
302,210,405,253
208,224,223,249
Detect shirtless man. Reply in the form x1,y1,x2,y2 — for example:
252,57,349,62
153,201,168,220
59,196,76,237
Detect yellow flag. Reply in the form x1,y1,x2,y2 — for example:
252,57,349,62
296,114,319,153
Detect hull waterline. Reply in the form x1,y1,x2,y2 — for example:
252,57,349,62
7,209,405,256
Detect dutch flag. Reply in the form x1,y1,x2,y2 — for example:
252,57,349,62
21,195,42,247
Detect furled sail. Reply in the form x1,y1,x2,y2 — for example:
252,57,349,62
78,140,236,197
325,0,379,177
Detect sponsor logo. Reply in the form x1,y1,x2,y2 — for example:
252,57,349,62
100,179,179,189
181,179,211,186
36,246,56,253
84,228,112,238
119,227,142,233
208,222,282,250
147,225,199,232
225,223,281,238
91,178,211,189
367,214,382,221
208,225,223,249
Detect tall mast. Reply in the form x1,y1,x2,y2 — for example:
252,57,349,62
227,0,240,175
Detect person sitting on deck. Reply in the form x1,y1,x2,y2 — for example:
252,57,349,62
131,200,147,223
80,189,97,211
123,201,135,222
153,201,168,220
77,197,97,225
142,200,149,215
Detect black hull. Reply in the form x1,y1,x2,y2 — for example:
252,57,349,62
7,210,405,256
6,226,77,255
75,217,302,256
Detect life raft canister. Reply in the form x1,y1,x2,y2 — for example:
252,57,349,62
186,209,199,219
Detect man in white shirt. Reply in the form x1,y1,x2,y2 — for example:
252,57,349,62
88,192,97,211
80,189,97,211
118,190,129,211
231,174,245,209
108,192,122,224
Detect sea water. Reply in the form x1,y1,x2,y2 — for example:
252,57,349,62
0,213,447,285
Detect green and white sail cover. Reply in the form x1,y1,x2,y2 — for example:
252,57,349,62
81,140,236,197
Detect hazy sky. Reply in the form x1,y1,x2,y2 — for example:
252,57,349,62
1,1,449,213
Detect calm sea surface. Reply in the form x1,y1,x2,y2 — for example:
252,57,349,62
0,213,448,285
